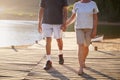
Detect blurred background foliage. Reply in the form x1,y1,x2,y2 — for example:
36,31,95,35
69,0,120,22
67,0,120,38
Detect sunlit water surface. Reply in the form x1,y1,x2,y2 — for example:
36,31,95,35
0,20,42,47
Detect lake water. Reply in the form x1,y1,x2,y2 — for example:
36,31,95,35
0,20,42,47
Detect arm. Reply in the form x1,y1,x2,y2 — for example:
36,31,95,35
61,6,68,31
63,6,68,24
91,14,98,38
61,13,76,31
38,7,44,33
66,13,76,26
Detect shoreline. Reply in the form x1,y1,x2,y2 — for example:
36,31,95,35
0,19,120,25
0,32,119,52
92,38,120,51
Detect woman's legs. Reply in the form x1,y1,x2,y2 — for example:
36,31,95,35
83,46,89,67
78,44,89,74
78,44,84,74
77,29,92,75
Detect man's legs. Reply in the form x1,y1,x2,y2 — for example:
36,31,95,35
46,37,52,60
53,24,64,64
42,24,53,70
56,38,64,64
44,37,53,70
56,38,63,53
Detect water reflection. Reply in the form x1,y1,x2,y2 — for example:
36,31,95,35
0,20,42,47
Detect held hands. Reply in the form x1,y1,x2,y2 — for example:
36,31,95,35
61,23,67,32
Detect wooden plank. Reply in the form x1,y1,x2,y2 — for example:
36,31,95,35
23,50,120,80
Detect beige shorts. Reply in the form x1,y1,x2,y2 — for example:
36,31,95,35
42,24,62,39
76,29,92,46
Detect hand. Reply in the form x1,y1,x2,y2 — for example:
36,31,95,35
61,24,67,32
38,23,42,33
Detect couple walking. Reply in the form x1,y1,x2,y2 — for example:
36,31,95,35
38,0,99,75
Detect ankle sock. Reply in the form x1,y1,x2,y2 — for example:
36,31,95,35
46,55,51,61
58,50,63,55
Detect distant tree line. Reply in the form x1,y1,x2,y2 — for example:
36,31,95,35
70,0,120,22
94,0,120,22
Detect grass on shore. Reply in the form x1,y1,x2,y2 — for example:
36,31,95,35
66,24,120,39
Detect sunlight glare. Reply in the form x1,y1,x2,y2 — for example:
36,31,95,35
0,20,11,26
0,7,4,12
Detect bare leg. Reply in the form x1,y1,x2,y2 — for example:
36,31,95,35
46,37,52,55
78,44,84,74
56,38,63,51
56,38,64,64
83,46,89,68
44,37,52,70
